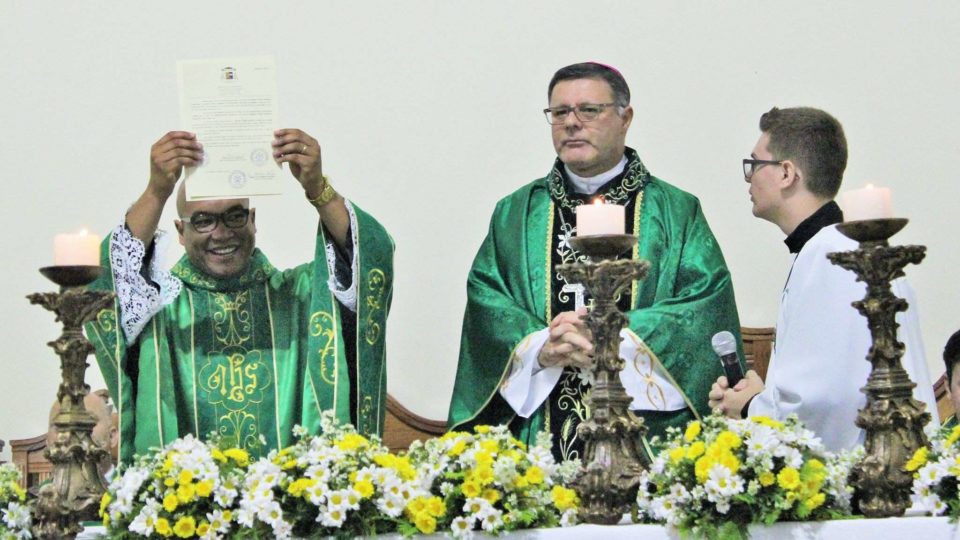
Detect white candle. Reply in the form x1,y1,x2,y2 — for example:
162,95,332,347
54,229,101,266
576,199,625,236
840,184,893,221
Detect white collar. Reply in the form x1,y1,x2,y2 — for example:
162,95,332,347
564,155,628,195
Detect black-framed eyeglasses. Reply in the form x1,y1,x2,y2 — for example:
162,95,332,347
181,207,250,233
742,158,783,180
543,103,617,124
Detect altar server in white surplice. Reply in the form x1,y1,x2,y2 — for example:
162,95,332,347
708,106,937,452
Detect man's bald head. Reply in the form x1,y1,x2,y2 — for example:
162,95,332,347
175,181,250,218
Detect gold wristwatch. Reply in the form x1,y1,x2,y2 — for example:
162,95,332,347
307,176,337,207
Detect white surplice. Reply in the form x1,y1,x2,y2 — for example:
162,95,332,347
748,224,938,451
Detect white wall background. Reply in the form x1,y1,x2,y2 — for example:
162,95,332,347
1,1,958,460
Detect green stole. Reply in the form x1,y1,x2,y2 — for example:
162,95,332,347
86,206,393,465
448,149,742,454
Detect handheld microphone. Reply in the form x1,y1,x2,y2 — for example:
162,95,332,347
711,331,744,387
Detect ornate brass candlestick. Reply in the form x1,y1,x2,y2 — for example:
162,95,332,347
557,234,650,525
827,218,930,518
28,265,114,539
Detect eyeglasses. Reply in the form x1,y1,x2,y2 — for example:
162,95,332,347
181,207,250,233
742,159,783,180
543,103,617,124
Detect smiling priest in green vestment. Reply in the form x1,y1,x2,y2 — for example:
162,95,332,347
447,63,742,461
86,129,393,465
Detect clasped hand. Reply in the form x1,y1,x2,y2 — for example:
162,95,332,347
537,307,594,370
707,370,764,418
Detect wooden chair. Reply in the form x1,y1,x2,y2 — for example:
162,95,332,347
382,394,447,453
741,326,775,381
933,373,954,423
9,435,52,490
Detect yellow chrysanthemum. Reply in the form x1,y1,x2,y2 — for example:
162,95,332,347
947,425,960,447
525,466,545,485
288,478,318,498
196,522,210,537
415,512,437,534
406,497,427,517
99,493,111,516
461,479,482,498
905,447,929,472
482,488,501,505
354,479,375,499
513,475,529,489
669,446,686,464
475,450,494,467
474,465,495,486
337,433,370,451
718,450,740,474
162,492,179,513
162,454,176,473
164,477,177,488
155,517,172,537
448,439,468,457
805,492,826,511
223,448,250,467
178,469,194,485
684,421,702,442
425,496,446,518
753,416,784,430
211,448,227,463
551,485,578,512
686,441,706,460
177,482,196,504
173,516,196,538
480,439,499,454
715,431,742,450
282,459,298,470
777,467,801,491
759,471,775,487
475,425,491,434
196,479,214,498
695,456,715,484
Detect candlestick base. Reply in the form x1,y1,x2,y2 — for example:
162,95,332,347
29,266,113,539
827,218,929,518
557,234,649,524
39,266,103,289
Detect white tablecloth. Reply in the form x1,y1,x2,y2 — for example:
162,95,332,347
79,515,958,539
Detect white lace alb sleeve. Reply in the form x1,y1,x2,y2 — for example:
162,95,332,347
498,329,563,417
324,198,359,312
110,223,181,342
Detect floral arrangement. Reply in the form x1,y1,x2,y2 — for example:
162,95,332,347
233,412,425,539
636,414,855,540
908,422,960,518
0,463,31,539
99,435,248,539
401,425,581,538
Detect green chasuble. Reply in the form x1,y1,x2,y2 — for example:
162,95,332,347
448,149,741,458
86,205,393,465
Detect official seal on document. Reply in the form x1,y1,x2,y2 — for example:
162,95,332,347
228,170,247,188
250,148,268,166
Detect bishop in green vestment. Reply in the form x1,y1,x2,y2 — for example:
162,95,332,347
86,129,393,465
447,63,741,461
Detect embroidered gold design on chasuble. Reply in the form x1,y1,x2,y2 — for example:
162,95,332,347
198,291,272,452
309,310,338,384
364,268,386,345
